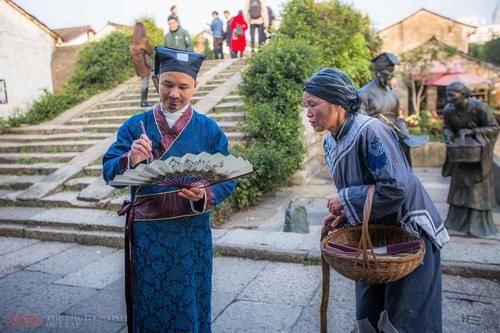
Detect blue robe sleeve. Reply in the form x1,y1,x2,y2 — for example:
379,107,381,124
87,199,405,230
102,118,138,188
338,121,411,225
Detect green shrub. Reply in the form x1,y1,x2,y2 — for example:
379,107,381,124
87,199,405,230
140,17,164,47
469,37,500,66
221,0,377,212
71,31,134,92
210,0,379,219
279,0,380,85
225,38,320,210
202,39,215,60
417,111,443,141
24,89,87,125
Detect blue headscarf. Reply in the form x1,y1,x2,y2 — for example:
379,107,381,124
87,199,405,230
304,68,361,113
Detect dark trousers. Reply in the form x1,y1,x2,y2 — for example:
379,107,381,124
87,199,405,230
250,23,265,49
213,37,224,59
355,235,442,332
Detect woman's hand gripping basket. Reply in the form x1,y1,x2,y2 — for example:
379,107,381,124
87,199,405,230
319,185,425,333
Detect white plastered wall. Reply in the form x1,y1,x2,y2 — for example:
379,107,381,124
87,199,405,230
0,0,56,118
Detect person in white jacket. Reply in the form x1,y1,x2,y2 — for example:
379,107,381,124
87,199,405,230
244,0,269,51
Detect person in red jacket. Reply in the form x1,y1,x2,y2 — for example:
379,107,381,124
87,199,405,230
230,10,248,58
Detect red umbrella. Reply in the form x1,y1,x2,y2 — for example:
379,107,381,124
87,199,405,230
430,73,490,86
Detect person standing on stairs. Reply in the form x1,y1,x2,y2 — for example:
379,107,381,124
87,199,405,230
230,10,248,58
244,0,268,52
129,22,154,108
210,11,224,60
223,10,236,58
164,15,193,51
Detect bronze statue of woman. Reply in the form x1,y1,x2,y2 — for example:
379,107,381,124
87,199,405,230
442,81,499,237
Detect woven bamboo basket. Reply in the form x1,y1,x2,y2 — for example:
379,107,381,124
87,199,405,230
321,224,424,284
319,185,425,333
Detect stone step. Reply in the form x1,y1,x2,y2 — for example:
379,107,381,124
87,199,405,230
214,101,245,112
108,194,128,210
39,191,99,209
82,107,149,118
7,124,119,135
94,97,160,109
69,116,129,125
221,95,242,103
0,163,65,175
120,89,209,99
8,125,86,135
83,105,148,116
213,72,237,80
0,223,123,248
0,140,102,153
196,84,220,92
116,92,159,100
116,93,158,101
209,111,246,122
0,189,20,201
0,175,44,190
208,79,227,85
0,152,78,164
0,206,123,232
82,164,103,177
0,132,110,142
97,95,204,109
215,121,241,132
64,176,99,191
80,124,121,133
225,132,247,143
219,68,246,76
77,177,116,202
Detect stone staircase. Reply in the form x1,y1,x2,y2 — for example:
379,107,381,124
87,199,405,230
0,58,248,243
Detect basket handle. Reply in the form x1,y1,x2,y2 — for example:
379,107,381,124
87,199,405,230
356,185,377,268
319,184,377,333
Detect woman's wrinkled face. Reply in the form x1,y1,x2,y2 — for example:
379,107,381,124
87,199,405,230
303,92,338,133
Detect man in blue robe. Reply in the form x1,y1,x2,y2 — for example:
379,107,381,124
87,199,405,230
103,46,236,332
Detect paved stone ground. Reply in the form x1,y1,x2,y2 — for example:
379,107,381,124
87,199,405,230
0,237,498,333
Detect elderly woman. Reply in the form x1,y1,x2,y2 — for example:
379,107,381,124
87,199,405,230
304,68,449,332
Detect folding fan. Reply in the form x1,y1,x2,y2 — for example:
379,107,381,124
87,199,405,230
108,152,253,189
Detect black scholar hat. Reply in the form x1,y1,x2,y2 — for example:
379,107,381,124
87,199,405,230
372,52,400,69
154,46,206,79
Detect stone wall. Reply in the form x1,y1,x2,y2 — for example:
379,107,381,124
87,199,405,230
292,109,323,185
0,1,56,118
51,45,85,92
411,142,447,167
379,9,476,55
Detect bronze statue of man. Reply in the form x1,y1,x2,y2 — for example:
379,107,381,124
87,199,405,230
359,52,426,165
442,81,499,237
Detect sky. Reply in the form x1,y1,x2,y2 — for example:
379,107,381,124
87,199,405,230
13,0,499,35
